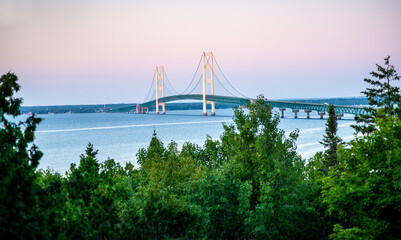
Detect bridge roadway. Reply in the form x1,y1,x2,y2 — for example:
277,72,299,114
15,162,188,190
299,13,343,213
136,94,369,116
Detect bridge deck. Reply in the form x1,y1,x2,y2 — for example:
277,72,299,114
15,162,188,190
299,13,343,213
117,94,369,116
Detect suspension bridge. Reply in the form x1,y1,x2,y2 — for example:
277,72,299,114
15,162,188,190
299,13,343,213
120,52,369,119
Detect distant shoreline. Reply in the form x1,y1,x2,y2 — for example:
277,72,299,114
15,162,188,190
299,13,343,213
21,96,368,115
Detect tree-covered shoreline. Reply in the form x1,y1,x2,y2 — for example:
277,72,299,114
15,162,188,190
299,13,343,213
1,56,400,239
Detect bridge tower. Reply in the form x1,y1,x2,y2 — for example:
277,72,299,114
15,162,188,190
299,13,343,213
202,52,215,116
155,66,165,114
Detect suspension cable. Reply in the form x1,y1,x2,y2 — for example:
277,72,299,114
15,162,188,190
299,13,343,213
150,90,156,102
163,70,180,95
143,54,249,103
213,55,249,98
143,70,156,103
213,73,237,97
181,55,203,94
187,75,203,94
164,85,175,96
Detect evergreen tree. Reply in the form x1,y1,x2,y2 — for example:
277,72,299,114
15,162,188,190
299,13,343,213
319,104,342,170
66,142,101,203
352,55,401,134
136,130,165,166
0,72,43,239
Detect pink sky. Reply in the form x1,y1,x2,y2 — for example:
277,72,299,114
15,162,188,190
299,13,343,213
1,0,401,106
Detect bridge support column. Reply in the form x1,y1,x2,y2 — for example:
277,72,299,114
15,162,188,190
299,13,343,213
155,66,165,115
292,109,299,118
279,108,286,118
304,110,312,119
135,104,149,114
202,51,215,116
136,104,141,114
318,112,325,119
336,114,344,120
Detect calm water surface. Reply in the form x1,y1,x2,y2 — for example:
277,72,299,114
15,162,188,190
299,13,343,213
17,108,356,173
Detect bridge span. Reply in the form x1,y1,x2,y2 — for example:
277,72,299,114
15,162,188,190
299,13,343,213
134,94,369,119
125,51,369,119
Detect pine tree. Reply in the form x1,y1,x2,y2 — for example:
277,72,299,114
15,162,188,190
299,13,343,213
319,104,342,170
352,55,401,135
136,130,165,166
0,72,43,238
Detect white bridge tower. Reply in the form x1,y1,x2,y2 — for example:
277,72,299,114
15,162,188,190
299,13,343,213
202,52,215,116
155,66,165,114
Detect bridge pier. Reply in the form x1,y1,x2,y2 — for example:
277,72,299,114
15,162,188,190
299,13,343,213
136,104,141,114
279,108,286,118
304,110,312,119
209,101,215,116
292,109,299,118
336,114,344,120
318,112,325,119
135,104,149,114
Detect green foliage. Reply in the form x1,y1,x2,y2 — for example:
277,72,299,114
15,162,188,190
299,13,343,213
188,167,252,239
35,169,65,239
217,95,320,239
0,72,43,239
353,55,401,134
221,95,301,210
323,114,401,239
305,58,401,240
65,142,101,203
306,151,342,239
128,135,205,239
320,104,342,171
330,224,368,240
136,130,165,166
38,142,134,240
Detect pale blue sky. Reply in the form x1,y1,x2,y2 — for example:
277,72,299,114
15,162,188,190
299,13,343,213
1,0,400,106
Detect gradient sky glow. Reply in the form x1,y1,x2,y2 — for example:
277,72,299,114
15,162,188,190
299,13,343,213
1,0,401,106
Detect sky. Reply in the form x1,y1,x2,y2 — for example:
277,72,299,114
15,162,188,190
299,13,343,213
1,0,401,106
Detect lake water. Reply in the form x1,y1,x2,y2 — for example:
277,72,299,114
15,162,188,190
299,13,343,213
17,108,356,173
